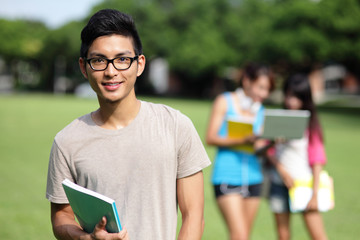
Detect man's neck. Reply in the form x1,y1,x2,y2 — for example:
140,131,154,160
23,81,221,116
93,95,141,130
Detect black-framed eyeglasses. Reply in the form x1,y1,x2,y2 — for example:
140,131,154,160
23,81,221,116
85,56,139,71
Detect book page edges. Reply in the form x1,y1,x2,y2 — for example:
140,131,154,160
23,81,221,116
62,179,115,204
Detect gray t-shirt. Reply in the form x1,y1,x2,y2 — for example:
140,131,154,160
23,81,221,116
46,101,211,240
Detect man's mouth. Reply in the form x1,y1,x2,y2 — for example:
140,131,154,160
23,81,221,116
102,82,122,90
103,82,120,86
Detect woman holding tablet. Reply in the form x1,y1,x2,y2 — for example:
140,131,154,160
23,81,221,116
267,74,328,240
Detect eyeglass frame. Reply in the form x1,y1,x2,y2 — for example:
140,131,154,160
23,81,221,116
85,55,139,71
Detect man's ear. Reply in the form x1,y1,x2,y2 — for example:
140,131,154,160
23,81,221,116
136,55,146,77
79,57,88,79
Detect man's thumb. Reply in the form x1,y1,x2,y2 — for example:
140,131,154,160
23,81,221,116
96,216,107,229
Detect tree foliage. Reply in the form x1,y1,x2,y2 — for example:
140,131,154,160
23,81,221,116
1,0,360,93
0,19,48,61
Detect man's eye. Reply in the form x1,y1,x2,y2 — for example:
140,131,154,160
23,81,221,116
118,57,128,62
90,58,106,64
95,58,106,63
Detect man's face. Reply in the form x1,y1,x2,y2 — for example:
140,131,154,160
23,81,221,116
79,34,145,104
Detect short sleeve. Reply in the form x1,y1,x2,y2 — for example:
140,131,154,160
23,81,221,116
46,140,74,204
176,113,211,179
307,130,327,166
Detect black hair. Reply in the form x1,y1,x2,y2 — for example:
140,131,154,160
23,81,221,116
240,62,275,92
80,9,143,58
283,74,324,142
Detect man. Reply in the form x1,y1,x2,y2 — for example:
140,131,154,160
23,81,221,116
46,9,211,240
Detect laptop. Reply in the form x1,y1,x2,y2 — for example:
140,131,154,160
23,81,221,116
262,109,310,139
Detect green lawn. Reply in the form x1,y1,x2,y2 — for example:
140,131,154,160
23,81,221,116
0,94,359,239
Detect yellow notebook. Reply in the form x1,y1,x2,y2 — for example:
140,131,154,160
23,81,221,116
227,118,254,154
289,170,334,212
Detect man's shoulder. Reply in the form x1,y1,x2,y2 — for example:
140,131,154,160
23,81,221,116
142,101,195,131
54,113,92,143
142,101,186,120
142,100,177,113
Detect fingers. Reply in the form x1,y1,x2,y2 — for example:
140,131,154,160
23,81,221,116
90,217,107,239
287,178,294,189
306,200,318,211
97,216,107,230
245,135,257,144
91,217,128,240
119,227,129,240
275,136,286,144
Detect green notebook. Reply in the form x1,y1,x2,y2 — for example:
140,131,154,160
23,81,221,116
62,179,122,233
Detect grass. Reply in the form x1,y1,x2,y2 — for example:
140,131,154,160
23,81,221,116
0,93,359,239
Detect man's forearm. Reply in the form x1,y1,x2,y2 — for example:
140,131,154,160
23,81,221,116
51,203,91,240
178,214,204,240
53,223,91,240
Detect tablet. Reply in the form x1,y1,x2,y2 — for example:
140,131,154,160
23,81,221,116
262,109,310,139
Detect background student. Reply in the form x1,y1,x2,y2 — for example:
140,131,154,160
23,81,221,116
206,63,275,240
267,74,328,240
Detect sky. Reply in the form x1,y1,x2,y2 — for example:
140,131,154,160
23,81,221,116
0,0,103,29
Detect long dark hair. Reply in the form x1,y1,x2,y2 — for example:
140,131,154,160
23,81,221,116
283,74,323,142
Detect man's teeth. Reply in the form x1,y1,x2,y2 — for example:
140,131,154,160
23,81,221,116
105,83,119,86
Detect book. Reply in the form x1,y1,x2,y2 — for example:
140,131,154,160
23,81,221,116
62,179,122,233
289,171,335,212
262,109,310,139
227,118,254,154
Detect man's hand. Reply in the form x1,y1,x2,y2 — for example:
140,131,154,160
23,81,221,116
51,203,128,240
90,217,128,240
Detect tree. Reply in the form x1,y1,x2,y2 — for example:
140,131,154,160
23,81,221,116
37,21,85,91
0,19,49,89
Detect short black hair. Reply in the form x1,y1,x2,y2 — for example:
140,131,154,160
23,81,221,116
80,9,143,58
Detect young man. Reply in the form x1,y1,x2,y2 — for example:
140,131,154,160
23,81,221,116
46,9,211,240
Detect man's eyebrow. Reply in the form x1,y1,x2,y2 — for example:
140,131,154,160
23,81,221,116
88,53,106,58
88,50,133,58
115,50,133,56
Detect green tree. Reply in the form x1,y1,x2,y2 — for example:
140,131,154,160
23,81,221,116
0,19,48,60
37,21,84,91
0,19,49,89
2,0,360,94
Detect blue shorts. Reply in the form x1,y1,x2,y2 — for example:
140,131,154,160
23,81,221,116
214,183,262,199
269,183,290,213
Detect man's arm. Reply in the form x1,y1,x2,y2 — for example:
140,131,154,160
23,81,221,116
51,203,128,240
176,171,205,240
51,203,90,240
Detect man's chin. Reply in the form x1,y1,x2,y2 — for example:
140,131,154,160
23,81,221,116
105,98,121,104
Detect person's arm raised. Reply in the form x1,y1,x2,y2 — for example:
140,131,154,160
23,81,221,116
51,203,128,240
177,171,205,240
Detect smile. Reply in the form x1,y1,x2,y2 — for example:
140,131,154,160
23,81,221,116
102,82,122,90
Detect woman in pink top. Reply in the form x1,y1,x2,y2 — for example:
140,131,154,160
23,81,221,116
267,74,328,240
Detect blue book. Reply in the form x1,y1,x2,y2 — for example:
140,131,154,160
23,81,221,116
62,179,122,233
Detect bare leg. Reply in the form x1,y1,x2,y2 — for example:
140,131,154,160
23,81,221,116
243,197,261,236
274,213,291,240
303,211,328,240
217,194,248,240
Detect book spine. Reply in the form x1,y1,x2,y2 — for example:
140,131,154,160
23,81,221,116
112,202,122,231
